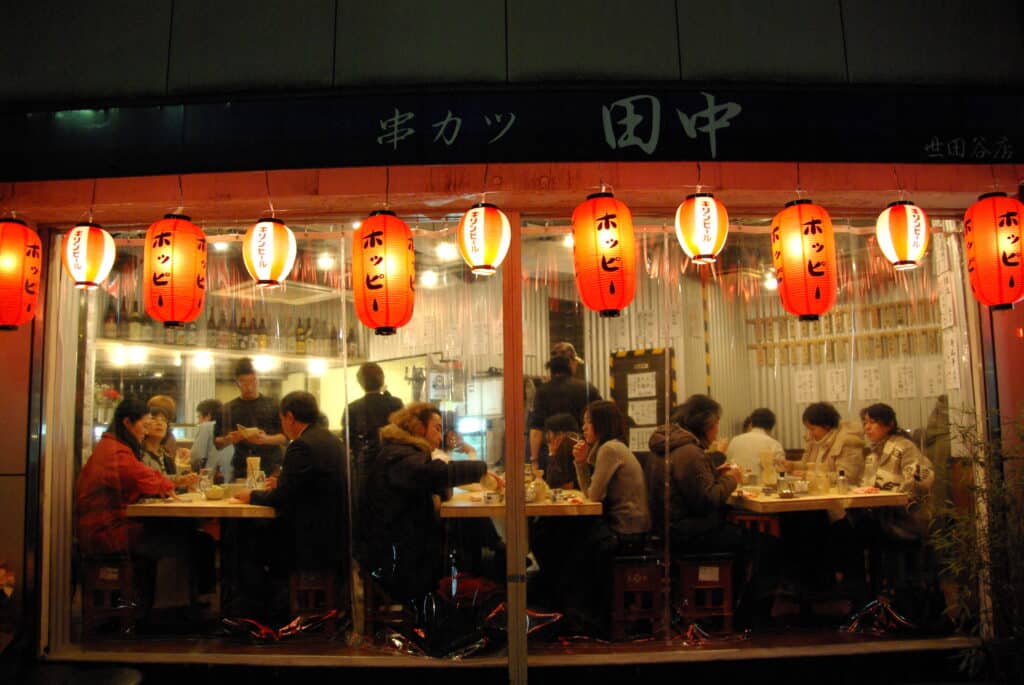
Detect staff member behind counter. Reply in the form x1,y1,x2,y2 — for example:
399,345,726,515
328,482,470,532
215,357,287,478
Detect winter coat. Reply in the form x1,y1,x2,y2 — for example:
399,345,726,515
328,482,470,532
647,425,738,543
802,422,866,484
358,423,487,601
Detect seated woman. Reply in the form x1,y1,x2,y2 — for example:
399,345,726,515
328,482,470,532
358,402,501,603
75,398,209,618
542,413,580,490
798,401,866,485
559,400,649,635
189,398,235,483
860,403,935,541
142,402,199,493
648,394,779,627
75,398,176,558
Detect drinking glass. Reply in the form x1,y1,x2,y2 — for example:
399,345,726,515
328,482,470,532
198,468,211,497
255,470,266,489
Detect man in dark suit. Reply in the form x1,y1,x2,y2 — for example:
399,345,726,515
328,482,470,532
238,391,348,579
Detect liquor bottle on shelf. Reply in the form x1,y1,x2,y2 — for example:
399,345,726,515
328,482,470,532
310,318,322,356
257,318,268,351
164,317,176,345
330,323,340,358
294,317,306,355
140,311,154,343
229,311,240,350
102,301,117,338
238,316,249,351
305,317,314,355
217,310,231,349
283,317,295,354
205,310,217,348
128,301,142,341
346,327,358,359
186,321,198,347
118,299,130,338
175,320,188,346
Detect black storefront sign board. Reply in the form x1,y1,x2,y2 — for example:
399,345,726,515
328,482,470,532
1,86,1021,181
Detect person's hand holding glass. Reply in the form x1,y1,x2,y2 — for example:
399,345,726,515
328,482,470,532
198,468,211,498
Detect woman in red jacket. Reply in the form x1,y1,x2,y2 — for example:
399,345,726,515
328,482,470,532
75,397,175,556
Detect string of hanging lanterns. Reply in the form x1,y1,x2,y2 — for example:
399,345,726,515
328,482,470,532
1,173,1018,336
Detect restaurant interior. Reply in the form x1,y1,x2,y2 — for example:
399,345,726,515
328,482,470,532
16,160,1019,668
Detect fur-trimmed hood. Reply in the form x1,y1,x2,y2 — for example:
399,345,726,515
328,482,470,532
379,423,433,455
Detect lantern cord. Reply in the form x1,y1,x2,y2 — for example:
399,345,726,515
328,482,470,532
990,164,1000,192
481,162,489,204
794,162,804,198
89,179,97,222
892,166,904,200
175,175,185,215
384,167,391,210
264,170,276,218
696,161,703,194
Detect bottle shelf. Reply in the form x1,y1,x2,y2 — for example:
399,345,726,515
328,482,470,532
93,338,357,366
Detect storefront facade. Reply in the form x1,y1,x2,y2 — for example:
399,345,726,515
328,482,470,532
2,1,1023,679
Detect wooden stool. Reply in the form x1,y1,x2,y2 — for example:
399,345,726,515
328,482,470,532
727,512,781,538
611,554,667,641
289,568,338,634
80,555,138,638
358,565,414,638
674,553,734,632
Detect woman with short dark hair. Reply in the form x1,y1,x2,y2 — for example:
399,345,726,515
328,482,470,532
800,401,865,484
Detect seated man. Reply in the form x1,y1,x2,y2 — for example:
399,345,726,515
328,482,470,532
725,407,785,483
237,391,349,617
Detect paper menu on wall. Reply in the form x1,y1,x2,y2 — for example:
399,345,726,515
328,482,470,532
793,369,819,404
629,426,655,453
942,330,961,390
857,365,882,401
922,359,945,397
627,371,657,398
891,363,917,399
938,272,956,328
824,368,848,402
628,399,658,426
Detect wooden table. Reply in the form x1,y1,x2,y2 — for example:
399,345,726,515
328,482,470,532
126,497,276,519
729,489,909,514
440,488,602,518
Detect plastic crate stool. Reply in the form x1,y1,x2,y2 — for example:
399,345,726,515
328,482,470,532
611,554,667,640
80,554,138,638
674,553,734,632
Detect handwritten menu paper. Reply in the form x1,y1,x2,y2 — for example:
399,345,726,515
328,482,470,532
614,320,631,352
794,370,819,404
629,399,658,426
938,272,956,328
892,363,917,399
627,371,657,398
922,359,945,396
629,426,655,453
942,330,961,390
857,365,882,400
825,368,848,402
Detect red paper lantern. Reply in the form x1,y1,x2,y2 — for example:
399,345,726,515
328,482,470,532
352,210,415,335
0,218,43,330
456,203,511,276
143,214,207,327
242,217,297,287
963,192,1024,310
572,192,637,317
770,199,837,321
674,193,729,264
61,222,116,289
875,200,930,271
